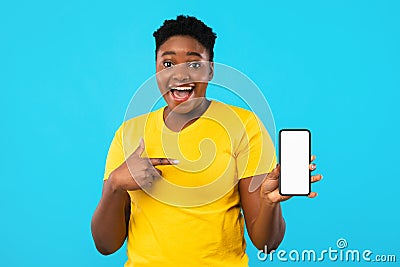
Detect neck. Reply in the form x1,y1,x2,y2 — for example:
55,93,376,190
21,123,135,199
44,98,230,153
163,99,211,132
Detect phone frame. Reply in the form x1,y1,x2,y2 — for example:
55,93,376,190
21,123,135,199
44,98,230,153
279,129,311,196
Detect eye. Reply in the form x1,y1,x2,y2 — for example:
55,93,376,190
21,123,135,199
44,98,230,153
188,61,202,69
163,61,174,68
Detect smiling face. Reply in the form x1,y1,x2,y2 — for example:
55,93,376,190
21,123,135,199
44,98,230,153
156,35,214,115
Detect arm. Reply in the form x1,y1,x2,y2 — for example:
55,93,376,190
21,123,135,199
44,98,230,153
91,138,177,255
239,173,285,251
239,158,322,252
91,177,131,255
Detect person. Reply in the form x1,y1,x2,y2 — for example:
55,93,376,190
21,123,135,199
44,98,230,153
91,15,322,267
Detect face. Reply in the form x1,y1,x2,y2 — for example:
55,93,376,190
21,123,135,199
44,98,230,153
156,35,214,114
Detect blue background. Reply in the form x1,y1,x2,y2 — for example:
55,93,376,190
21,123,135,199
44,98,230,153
1,0,399,266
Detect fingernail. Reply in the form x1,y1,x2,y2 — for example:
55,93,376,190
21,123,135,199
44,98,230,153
312,164,316,169
171,159,180,164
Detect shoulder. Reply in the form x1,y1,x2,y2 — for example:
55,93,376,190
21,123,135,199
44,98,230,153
212,101,259,124
114,108,163,137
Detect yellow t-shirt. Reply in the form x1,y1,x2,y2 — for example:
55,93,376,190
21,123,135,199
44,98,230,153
103,101,276,267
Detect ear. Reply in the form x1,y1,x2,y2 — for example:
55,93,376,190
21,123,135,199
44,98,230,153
208,61,214,81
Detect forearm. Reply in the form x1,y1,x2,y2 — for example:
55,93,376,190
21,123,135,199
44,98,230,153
248,202,286,251
91,175,130,255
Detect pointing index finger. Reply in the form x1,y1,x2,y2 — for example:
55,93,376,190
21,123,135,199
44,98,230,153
149,158,180,166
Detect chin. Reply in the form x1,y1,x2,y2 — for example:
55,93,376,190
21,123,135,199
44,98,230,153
167,98,203,114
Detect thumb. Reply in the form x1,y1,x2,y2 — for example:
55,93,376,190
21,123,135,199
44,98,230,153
267,164,281,181
132,138,145,157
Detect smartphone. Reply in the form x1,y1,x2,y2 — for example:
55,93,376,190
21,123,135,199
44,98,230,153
279,129,311,196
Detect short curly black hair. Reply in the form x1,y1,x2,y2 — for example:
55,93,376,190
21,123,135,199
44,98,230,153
153,15,217,61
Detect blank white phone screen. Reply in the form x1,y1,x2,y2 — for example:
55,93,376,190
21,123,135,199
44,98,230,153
280,130,310,195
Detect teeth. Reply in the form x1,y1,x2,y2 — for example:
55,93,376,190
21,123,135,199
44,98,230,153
172,86,193,91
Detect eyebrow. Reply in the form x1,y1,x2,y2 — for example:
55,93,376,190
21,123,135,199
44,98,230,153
160,51,203,58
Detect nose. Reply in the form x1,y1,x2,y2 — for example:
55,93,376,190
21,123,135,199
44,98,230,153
172,64,190,83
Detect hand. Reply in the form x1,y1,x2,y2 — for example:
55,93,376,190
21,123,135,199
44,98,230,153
108,138,179,192
260,155,323,205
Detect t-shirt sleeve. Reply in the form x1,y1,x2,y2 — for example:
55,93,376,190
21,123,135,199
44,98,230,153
236,113,276,179
103,124,126,181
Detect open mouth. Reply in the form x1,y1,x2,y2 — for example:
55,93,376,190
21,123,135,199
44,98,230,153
169,83,195,102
